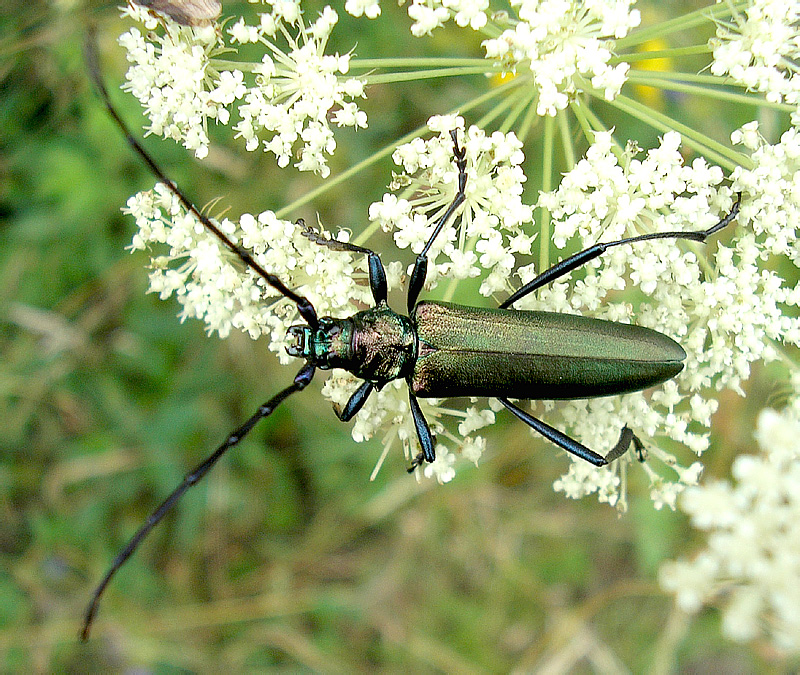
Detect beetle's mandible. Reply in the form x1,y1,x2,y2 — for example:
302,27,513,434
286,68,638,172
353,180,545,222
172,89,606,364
82,30,741,640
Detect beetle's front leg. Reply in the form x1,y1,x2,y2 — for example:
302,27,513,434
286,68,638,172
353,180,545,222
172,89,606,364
300,219,388,306
333,381,374,422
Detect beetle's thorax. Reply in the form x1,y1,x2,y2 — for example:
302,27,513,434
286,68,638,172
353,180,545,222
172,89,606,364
286,303,416,383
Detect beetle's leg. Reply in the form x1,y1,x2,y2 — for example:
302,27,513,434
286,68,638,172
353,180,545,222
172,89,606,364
499,400,647,466
602,425,644,463
632,432,647,462
500,193,742,308
81,363,316,641
301,220,388,306
498,398,609,466
407,129,468,312
408,452,426,472
334,381,375,421
408,392,436,471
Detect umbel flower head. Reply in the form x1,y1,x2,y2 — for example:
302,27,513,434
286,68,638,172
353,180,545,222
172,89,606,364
660,389,800,653
115,0,800,512
119,1,366,174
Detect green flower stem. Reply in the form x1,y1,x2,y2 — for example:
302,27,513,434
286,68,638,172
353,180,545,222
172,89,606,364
365,66,494,85
628,68,770,88
475,85,530,130
498,90,536,134
613,45,712,63
604,92,752,171
626,71,796,113
351,58,489,69
557,112,575,169
615,1,743,49
569,98,595,143
538,114,555,274
516,97,540,145
211,59,260,72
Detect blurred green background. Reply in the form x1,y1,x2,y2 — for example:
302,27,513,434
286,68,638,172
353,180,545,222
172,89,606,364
1,0,795,671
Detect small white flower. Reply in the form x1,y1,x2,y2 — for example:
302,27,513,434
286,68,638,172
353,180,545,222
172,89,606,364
408,2,451,37
344,0,381,18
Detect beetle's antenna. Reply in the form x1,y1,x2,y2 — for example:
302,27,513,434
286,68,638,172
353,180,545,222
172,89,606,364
81,28,322,640
83,27,318,329
80,363,316,640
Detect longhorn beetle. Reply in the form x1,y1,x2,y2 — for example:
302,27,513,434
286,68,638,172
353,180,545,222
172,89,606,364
82,32,741,639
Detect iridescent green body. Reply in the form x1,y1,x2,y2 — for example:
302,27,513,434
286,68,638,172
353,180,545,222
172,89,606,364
410,301,685,398
288,300,685,400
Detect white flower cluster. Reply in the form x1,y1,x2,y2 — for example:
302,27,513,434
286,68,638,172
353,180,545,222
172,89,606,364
482,0,640,115
119,2,367,174
230,5,367,177
710,0,800,110
660,394,800,652
369,115,534,297
396,0,639,115
125,182,391,360
337,0,638,112
119,6,242,159
517,132,800,508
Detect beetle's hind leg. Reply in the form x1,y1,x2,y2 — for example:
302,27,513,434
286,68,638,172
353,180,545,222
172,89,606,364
498,399,645,466
604,425,647,464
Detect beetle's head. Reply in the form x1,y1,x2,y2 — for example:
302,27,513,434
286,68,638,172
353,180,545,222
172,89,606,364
286,317,353,370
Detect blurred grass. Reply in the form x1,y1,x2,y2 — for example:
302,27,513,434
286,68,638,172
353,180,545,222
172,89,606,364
0,0,796,671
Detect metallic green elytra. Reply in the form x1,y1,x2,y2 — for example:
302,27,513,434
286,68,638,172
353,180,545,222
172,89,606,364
84,39,742,638
410,301,686,399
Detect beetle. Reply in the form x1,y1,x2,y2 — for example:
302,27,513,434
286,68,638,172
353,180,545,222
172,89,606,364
82,32,741,639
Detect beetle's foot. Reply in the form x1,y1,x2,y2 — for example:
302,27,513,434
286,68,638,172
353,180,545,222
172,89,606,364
604,426,648,464
407,451,426,473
